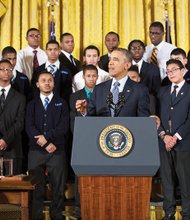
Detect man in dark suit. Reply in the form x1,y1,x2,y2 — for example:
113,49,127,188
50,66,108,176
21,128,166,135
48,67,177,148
31,40,72,103
158,59,190,220
0,59,25,175
76,48,150,117
26,71,69,220
128,39,161,97
59,33,81,77
162,48,190,86
2,46,30,99
99,31,120,72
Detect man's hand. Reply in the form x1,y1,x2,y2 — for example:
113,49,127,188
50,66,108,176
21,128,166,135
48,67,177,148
163,135,177,151
45,143,56,153
0,139,7,151
76,99,87,113
150,115,160,129
35,135,47,147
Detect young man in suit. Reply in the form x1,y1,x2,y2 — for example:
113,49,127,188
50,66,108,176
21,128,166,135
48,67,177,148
158,59,190,220
16,28,47,81
32,40,72,103
59,33,81,77
162,48,190,86
99,31,120,72
0,59,25,175
2,46,30,99
76,48,150,117
26,71,69,220
143,21,176,80
128,39,161,97
72,45,110,92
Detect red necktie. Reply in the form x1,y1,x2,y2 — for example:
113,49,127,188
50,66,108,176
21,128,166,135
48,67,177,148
33,50,39,70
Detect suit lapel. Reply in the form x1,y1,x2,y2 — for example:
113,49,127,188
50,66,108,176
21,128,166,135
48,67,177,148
122,78,134,101
2,88,15,111
172,82,188,106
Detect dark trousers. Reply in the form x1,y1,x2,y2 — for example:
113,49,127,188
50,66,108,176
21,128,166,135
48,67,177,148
28,150,66,220
160,149,190,219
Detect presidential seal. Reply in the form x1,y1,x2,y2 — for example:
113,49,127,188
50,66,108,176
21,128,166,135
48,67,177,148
99,124,133,158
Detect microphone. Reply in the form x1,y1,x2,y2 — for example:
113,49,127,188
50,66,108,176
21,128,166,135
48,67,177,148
106,92,114,107
118,92,126,107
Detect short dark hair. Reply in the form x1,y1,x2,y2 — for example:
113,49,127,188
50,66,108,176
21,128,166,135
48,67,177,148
2,46,17,57
0,59,12,66
113,48,132,63
170,48,186,58
83,45,100,56
26,28,40,37
128,40,145,50
128,65,139,74
83,64,98,75
36,71,54,82
60,32,73,42
46,40,60,49
105,31,120,41
150,21,164,32
166,59,184,69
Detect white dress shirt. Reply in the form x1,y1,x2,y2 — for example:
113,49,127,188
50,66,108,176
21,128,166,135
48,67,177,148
110,75,128,92
72,67,110,92
143,41,176,80
45,60,60,72
132,59,143,73
16,45,47,81
40,92,53,106
0,84,11,98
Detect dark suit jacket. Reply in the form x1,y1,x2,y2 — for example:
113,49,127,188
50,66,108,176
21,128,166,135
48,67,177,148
161,70,190,86
99,54,109,72
88,78,150,117
11,70,31,100
31,63,72,103
0,88,25,158
25,94,69,152
69,89,87,132
158,82,190,151
140,61,161,96
59,52,81,77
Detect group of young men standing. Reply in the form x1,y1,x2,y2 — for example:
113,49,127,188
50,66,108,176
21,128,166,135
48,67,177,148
0,20,190,220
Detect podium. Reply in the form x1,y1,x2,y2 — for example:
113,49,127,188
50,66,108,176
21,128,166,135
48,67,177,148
71,117,160,220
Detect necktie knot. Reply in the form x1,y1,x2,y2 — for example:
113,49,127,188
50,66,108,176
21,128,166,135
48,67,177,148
49,64,57,76
113,81,120,87
33,50,38,55
44,97,49,110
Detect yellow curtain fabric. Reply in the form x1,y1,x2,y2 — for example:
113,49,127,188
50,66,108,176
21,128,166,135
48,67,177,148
0,0,189,60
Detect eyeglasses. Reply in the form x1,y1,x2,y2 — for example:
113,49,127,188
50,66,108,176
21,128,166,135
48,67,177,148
130,46,144,51
166,67,181,75
149,31,163,36
28,34,41,39
0,68,13,73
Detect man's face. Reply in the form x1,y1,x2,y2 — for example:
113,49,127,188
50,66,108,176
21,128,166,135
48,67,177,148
46,43,60,63
3,53,17,69
108,50,131,80
167,63,184,84
127,71,140,82
171,54,187,66
36,73,54,95
105,34,120,53
84,49,99,66
60,35,74,53
149,27,164,46
26,30,41,49
83,70,98,90
129,42,145,61
0,62,13,84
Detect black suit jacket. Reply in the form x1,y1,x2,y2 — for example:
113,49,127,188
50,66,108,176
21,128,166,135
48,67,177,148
88,78,150,117
11,70,31,100
161,70,190,86
99,54,109,72
0,88,25,158
69,89,87,132
158,82,190,151
140,61,161,95
31,63,72,103
59,52,81,77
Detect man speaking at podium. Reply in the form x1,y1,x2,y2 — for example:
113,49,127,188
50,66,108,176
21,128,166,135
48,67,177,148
76,48,150,117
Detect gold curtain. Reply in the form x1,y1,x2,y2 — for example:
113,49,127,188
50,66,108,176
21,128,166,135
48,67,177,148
0,0,189,60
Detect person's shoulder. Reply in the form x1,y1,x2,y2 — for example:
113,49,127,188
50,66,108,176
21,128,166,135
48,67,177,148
11,87,25,100
16,70,29,80
162,41,176,49
73,70,83,79
100,54,108,59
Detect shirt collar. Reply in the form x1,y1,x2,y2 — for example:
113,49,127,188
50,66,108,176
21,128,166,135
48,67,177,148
171,80,185,92
84,87,94,99
27,45,40,52
132,59,143,72
0,84,11,98
111,75,128,92
151,40,164,51
40,92,54,103
61,50,72,60
45,60,60,69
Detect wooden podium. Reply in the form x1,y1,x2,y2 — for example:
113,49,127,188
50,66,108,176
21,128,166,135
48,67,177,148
71,117,159,220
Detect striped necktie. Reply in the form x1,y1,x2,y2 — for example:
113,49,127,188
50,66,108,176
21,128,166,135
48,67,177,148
112,81,120,104
150,47,158,65
44,97,49,110
49,64,57,76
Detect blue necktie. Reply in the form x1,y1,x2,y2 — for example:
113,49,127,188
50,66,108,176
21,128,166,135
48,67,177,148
112,81,120,104
49,64,57,76
44,97,49,110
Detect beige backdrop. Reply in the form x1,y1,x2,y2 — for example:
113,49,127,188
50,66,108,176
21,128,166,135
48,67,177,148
0,0,189,60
